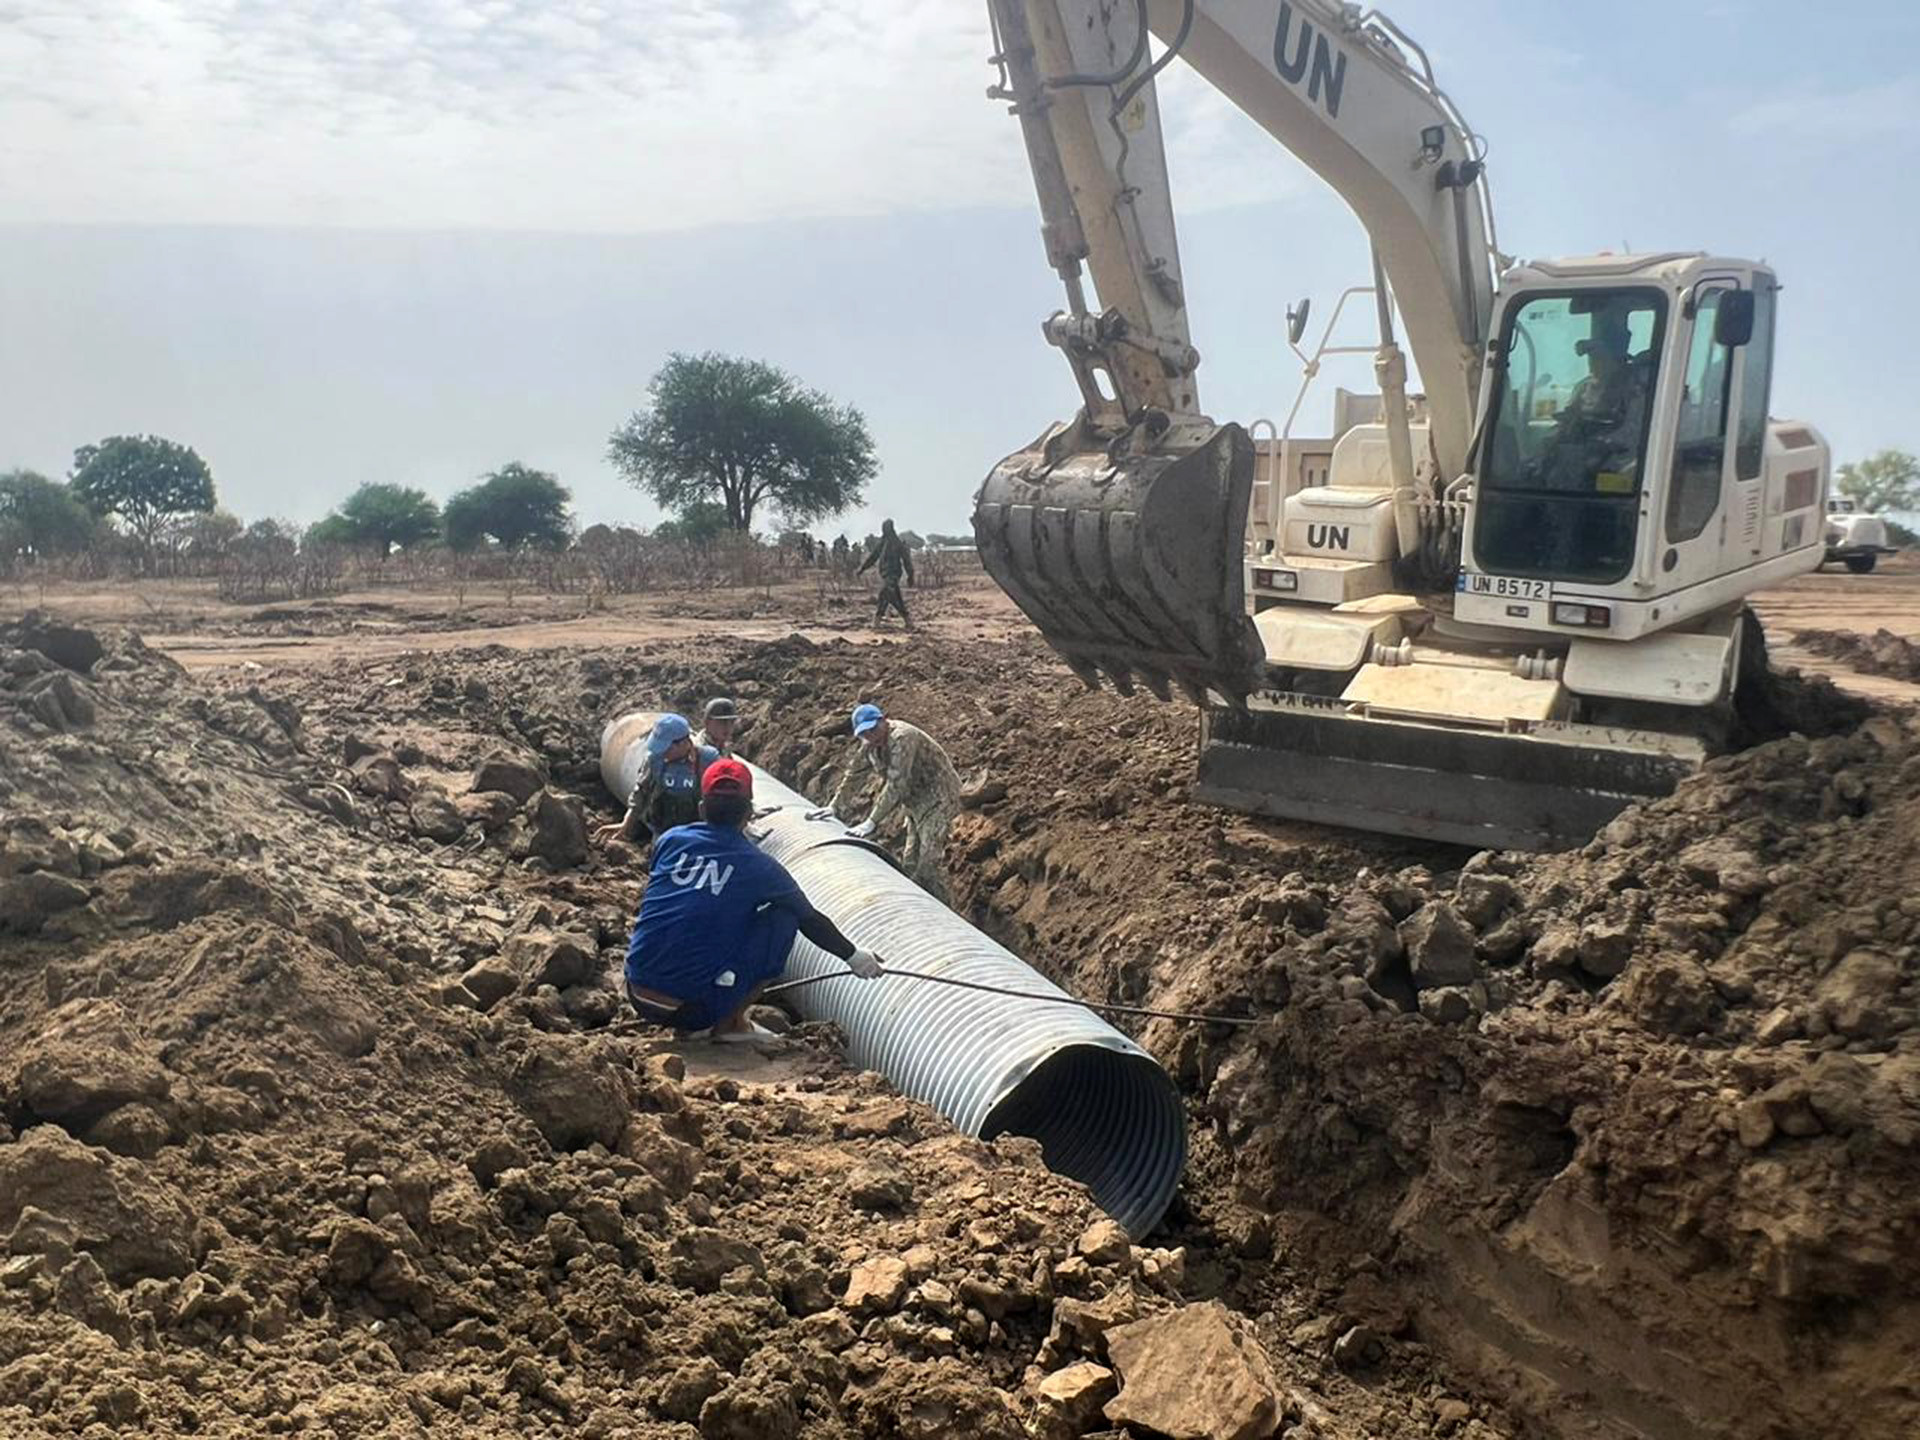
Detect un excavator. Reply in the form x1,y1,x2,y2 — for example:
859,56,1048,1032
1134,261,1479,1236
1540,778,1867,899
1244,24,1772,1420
972,0,1832,850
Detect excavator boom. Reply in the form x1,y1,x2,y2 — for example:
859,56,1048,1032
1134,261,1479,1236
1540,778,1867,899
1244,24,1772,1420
976,0,1496,703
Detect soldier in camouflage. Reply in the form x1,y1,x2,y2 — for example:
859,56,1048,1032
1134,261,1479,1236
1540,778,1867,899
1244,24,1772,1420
816,701,961,896
858,519,915,628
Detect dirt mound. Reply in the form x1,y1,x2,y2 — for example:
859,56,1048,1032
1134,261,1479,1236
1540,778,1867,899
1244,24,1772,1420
1794,626,1920,683
6,621,1430,1440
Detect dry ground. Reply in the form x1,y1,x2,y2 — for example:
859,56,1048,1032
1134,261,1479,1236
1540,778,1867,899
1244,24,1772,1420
2,553,1917,1440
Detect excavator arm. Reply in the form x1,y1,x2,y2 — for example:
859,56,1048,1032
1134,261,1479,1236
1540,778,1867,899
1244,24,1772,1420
976,0,1500,700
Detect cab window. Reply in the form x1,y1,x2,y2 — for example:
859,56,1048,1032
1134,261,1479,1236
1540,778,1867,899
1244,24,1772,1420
1666,285,1734,543
1474,289,1666,584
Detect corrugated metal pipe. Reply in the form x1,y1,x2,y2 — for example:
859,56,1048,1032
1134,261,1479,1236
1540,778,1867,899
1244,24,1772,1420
601,712,1187,1235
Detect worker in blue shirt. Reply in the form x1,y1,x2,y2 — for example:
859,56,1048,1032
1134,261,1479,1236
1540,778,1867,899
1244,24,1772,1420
625,757,884,1041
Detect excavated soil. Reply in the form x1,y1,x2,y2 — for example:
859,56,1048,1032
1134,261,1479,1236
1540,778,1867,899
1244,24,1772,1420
3,601,1917,1440
1793,626,1920,683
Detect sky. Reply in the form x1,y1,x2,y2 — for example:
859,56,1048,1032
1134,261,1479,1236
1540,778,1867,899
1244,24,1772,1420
1,0,1917,537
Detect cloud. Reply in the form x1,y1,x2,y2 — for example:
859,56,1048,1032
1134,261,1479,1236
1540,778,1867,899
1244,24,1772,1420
0,1,1304,231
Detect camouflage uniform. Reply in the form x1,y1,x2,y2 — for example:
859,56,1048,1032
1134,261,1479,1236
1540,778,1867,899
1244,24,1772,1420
831,720,960,894
859,530,915,626
621,747,716,844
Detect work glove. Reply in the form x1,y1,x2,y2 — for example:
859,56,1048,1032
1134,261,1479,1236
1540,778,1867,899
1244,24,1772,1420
804,807,835,822
848,819,876,839
845,948,884,980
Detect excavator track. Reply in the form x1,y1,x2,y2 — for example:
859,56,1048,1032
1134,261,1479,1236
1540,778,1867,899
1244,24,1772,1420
1195,692,1705,852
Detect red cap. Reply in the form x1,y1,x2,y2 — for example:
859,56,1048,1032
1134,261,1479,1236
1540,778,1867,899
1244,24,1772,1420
701,757,752,798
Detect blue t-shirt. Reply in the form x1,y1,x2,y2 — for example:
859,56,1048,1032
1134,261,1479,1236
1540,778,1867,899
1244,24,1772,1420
625,823,810,1005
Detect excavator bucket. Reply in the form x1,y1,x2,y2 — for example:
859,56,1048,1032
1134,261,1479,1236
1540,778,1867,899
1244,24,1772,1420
1194,696,1705,852
973,421,1265,705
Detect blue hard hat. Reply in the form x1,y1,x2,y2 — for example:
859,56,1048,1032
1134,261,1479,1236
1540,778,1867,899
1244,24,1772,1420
646,712,692,761
851,702,884,736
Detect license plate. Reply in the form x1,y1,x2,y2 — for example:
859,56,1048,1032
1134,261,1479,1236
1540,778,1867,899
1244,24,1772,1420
1458,572,1548,600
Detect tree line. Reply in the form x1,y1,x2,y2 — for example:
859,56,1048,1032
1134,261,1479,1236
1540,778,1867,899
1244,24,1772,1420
1,352,895,571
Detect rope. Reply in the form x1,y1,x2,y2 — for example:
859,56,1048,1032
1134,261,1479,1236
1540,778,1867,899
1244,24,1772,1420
762,967,1254,1027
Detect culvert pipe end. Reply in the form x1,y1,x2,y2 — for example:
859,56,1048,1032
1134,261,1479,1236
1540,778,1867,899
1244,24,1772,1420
601,712,1188,1234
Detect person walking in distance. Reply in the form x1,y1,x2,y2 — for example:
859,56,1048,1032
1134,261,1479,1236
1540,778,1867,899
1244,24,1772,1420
812,702,961,897
859,519,915,629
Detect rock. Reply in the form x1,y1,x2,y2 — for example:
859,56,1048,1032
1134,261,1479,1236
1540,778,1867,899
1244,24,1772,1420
1455,872,1520,929
561,984,620,1029
846,1160,913,1213
1417,986,1474,1025
7,1206,78,1261
1735,1097,1775,1149
1434,1397,1474,1432
1805,1052,1873,1134
962,778,1009,809
1615,952,1723,1036
1528,922,1583,980
1075,1219,1132,1267
699,1369,800,1440
509,1037,630,1151
0,871,92,934
1678,838,1768,897
6,614,105,672
502,928,599,991
1817,950,1903,1040
1030,1362,1117,1440
0,1126,196,1280
668,1230,765,1293
1755,1006,1803,1045
846,1358,1023,1440
1755,1075,1823,1138
1576,915,1638,979
1103,1301,1280,1440
1401,902,1478,989
459,958,520,1010
513,790,588,868
88,1102,173,1159
409,791,466,843
25,671,97,730
1041,1284,1144,1365
55,1252,132,1344
471,751,547,803
457,790,520,834
12,999,170,1128
350,754,410,802
656,1357,727,1423
1331,1323,1385,1370
844,1255,911,1315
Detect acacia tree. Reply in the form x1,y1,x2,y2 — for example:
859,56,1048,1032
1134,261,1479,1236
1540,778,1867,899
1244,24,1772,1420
1836,450,1919,513
608,353,875,533
69,435,216,558
0,470,97,557
331,483,442,555
443,463,571,551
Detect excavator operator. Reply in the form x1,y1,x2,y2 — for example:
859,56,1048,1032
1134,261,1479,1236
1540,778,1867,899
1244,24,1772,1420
1533,307,1653,495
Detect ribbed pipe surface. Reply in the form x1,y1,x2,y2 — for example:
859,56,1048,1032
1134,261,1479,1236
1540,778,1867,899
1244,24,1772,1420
600,713,1186,1235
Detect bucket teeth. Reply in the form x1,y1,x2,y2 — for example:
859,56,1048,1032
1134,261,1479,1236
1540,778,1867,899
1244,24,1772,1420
975,421,1263,707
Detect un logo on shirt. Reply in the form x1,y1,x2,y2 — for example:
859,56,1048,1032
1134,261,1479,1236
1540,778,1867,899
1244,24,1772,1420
669,853,735,896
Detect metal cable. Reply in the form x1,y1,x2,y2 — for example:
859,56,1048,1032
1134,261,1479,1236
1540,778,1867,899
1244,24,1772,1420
764,967,1254,1027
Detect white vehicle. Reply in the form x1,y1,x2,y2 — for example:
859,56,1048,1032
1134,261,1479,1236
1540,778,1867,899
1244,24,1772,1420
972,0,1829,849
1824,497,1895,574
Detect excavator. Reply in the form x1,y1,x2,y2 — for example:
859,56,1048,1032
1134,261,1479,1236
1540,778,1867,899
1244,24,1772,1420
973,0,1831,850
